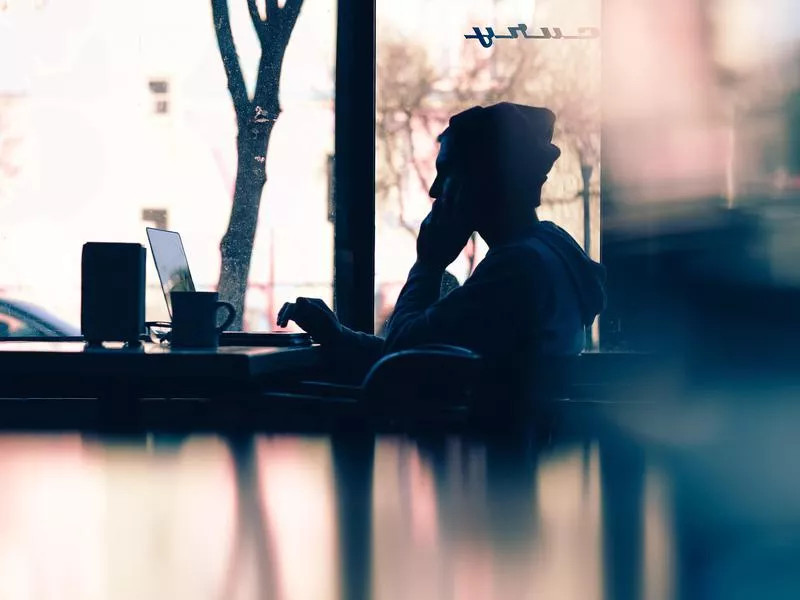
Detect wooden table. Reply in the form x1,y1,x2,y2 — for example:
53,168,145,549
0,342,665,432
0,341,319,381
0,341,322,429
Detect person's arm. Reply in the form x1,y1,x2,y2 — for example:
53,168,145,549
381,261,445,335
383,246,543,355
335,327,384,357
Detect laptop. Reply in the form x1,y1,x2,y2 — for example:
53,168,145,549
145,227,311,346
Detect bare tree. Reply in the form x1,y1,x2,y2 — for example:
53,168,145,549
212,0,304,329
377,36,544,276
531,38,601,253
376,35,439,237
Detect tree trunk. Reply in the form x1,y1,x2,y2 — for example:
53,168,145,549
211,0,302,331
217,125,274,330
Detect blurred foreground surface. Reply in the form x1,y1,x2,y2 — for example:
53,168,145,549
1,395,799,600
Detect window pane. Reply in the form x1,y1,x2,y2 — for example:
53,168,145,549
375,0,601,335
0,0,335,333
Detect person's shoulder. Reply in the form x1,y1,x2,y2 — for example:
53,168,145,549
487,239,540,257
491,231,551,257
482,240,545,275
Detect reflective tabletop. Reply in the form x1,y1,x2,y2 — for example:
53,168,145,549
1,392,799,600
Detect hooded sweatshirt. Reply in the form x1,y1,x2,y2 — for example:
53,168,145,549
381,220,606,357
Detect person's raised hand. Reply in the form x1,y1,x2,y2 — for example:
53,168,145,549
416,191,474,270
276,297,343,345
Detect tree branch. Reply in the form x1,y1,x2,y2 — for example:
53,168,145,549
403,114,432,195
211,0,249,126
266,0,279,19
375,115,397,195
395,184,420,238
418,112,439,138
251,0,304,115
489,52,527,102
280,0,303,32
252,52,284,118
247,0,266,40
376,111,419,239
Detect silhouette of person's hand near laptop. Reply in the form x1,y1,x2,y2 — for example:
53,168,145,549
277,298,342,345
278,102,606,383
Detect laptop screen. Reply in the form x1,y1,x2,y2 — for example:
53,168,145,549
146,227,196,317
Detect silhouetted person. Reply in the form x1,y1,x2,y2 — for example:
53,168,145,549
278,102,606,383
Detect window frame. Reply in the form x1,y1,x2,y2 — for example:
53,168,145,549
332,0,376,334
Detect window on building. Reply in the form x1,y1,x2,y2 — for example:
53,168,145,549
142,208,168,231
148,78,170,115
148,80,169,95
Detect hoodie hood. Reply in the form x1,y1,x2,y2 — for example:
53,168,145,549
531,221,607,326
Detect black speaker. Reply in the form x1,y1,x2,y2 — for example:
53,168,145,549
81,242,146,345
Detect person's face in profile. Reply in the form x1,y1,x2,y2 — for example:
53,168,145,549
429,133,479,228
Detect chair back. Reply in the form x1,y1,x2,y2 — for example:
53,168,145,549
362,344,483,417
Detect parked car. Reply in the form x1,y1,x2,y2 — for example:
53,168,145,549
0,298,81,338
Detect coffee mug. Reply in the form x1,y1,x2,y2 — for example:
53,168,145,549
170,291,235,348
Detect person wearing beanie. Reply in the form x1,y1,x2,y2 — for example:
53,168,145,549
278,102,606,383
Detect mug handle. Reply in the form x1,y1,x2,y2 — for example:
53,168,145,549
215,301,236,333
